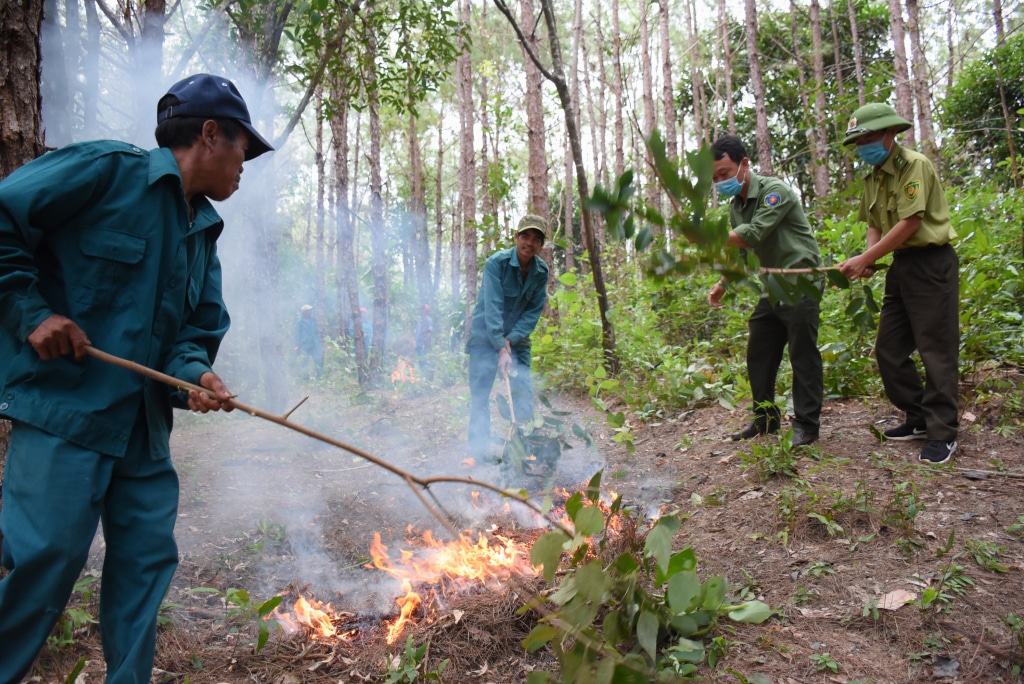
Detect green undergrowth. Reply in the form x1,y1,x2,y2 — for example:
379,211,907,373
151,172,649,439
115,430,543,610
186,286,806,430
534,176,1024,431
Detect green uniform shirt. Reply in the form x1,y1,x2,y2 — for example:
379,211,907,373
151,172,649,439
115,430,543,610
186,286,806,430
731,173,822,269
466,246,548,351
857,142,956,247
0,141,230,458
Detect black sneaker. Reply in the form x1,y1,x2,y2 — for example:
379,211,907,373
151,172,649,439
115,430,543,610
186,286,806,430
883,423,927,441
919,440,957,465
730,422,779,441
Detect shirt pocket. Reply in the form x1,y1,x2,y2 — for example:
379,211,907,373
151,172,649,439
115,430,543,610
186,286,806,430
73,229,146,307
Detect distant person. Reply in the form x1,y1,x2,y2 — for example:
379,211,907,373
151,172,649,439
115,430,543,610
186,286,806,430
295,304,323,377
709,135,824,447
0,74,272,683
415,304,434,380
838,103,959,464
466,216,549,456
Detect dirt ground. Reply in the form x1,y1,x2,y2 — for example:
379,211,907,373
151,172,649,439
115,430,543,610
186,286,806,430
16,364,1024,684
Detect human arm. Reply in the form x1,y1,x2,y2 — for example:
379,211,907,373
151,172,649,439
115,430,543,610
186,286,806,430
0,147,103,350
479,256,509,352
187,370,234,413
708,279,727,307
838,217,920,280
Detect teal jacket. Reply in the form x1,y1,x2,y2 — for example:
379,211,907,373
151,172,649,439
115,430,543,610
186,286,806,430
466,247,548,351
0,141,230,458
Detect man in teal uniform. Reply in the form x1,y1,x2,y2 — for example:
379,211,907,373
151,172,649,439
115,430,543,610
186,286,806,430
709,135,824,447
838,103,959,464
466,216,549,456
0,74,272,682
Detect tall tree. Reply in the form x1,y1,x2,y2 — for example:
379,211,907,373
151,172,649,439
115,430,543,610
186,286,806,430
846,0,866,106
717,0,737,135
744,0,773,172
685,0,705,145
494,0,619,372
887,0,916,147
363,9,388,380
314,86,327,335
458,0,477,337
659,0,678,161
905,0,937,162
809,0,829,199
611,0,625,180
0,0,46,474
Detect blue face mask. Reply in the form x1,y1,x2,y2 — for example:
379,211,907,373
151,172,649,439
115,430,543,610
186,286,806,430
856,140,891,166
715,167,745,197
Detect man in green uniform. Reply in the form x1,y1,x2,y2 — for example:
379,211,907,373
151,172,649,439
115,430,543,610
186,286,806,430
0,74,272,682
709,135,824,447
466,216,549,456
838,103,959,464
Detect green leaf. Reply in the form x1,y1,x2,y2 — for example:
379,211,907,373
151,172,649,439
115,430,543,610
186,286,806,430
586,469,603,502
826,269,850,289
565,492,584,520
523,625,558,652
558,272,578,287
256,595,283,618
594,365,607,379
727,600,774,624
575,560,608,602
667,571,701,614
574,506,606,537
666,636,705,663
531,531,569,582
635,226,654,252
702,575,727,610
637,609,660,660
541,495,554,516
527,671,551,684
644,515,681,574
655,547,697,585
603,611,624,646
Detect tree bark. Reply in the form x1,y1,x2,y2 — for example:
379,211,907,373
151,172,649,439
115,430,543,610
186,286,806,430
364,14,388,382
847,0,866,106
718,0,737,135
685,0,705,145
434,115,445,297
744,0,773,173
831,0,855,182
808,0,829,200
611,0,625,180
887,0,916,148
314,86,327,339
1,0,46,177
493,0,619,372
458,0,477,339
905,0,936,162
659,0,678,161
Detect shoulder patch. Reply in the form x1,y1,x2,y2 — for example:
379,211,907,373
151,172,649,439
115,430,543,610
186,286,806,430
763,192,782,208
893,154,908,169
903,180,921,201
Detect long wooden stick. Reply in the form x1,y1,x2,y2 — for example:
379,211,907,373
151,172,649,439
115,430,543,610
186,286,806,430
760,266,843,274
83,346,572,537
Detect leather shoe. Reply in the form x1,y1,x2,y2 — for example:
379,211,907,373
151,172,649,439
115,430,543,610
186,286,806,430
790,427,819,447
730,421,778,441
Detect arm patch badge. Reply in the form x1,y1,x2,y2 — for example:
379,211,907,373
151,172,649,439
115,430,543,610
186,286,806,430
763,192,782,208
903,180,921,201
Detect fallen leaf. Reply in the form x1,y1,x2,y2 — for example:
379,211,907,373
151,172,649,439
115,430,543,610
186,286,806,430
453,609,464,623
931,656,960,679
963,411,976,422
878,589,917,610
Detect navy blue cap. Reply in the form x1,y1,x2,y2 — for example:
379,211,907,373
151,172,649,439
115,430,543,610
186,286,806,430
158,74,273,161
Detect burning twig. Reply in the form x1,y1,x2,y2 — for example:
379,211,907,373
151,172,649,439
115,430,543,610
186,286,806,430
83,346,572,538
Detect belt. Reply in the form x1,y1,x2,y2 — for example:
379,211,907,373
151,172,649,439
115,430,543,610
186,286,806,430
893,243,950,257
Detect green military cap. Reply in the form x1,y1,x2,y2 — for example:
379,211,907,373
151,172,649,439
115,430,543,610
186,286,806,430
842,103,913,146
517,215,547,241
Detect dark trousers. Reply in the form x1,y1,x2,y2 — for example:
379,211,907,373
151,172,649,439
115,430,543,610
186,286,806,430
747,295,823,432
467,344,533,454
876,244,959,441
0,410,179,684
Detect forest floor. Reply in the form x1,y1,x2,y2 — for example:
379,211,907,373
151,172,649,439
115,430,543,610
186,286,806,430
18,363,1024,684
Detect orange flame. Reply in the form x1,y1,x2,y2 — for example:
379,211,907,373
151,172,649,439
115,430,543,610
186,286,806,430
389,358,420,384
369,530,536,643
269,595,353,641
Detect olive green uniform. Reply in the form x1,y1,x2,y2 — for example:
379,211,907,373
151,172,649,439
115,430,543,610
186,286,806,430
859,143,959,440
730,173,824,434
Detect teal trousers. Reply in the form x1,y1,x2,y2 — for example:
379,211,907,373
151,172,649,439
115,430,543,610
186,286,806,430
468,343,533,455
0,410,179,683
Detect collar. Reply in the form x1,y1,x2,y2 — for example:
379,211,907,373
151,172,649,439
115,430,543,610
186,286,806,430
503,246,544,275
149,147,223,238
148,146,182,186
738,171,763,205
872,142,905,178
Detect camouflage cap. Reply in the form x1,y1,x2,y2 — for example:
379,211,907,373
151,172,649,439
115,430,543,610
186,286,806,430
842,103,913,146
516,215,547,241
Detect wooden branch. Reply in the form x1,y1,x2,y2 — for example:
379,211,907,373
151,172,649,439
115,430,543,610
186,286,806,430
760,266,842,274
491,0,559,83
83,346,572,537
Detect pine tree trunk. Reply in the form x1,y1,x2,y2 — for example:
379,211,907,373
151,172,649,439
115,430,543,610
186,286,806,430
789,0,816,197
809,0,830,200
887,0,916,148
905,0,937,162
315,87,327,339
685,0,704,145
1,0,45,177
611,0,625,180
366,19,388,382
521,0,550,220
744,0,773,173
434,116,445,297
718,0,737,135
847,0,866,107
832,0,855,183
659,0,678,162
459,0,477,338
407,51,431,307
